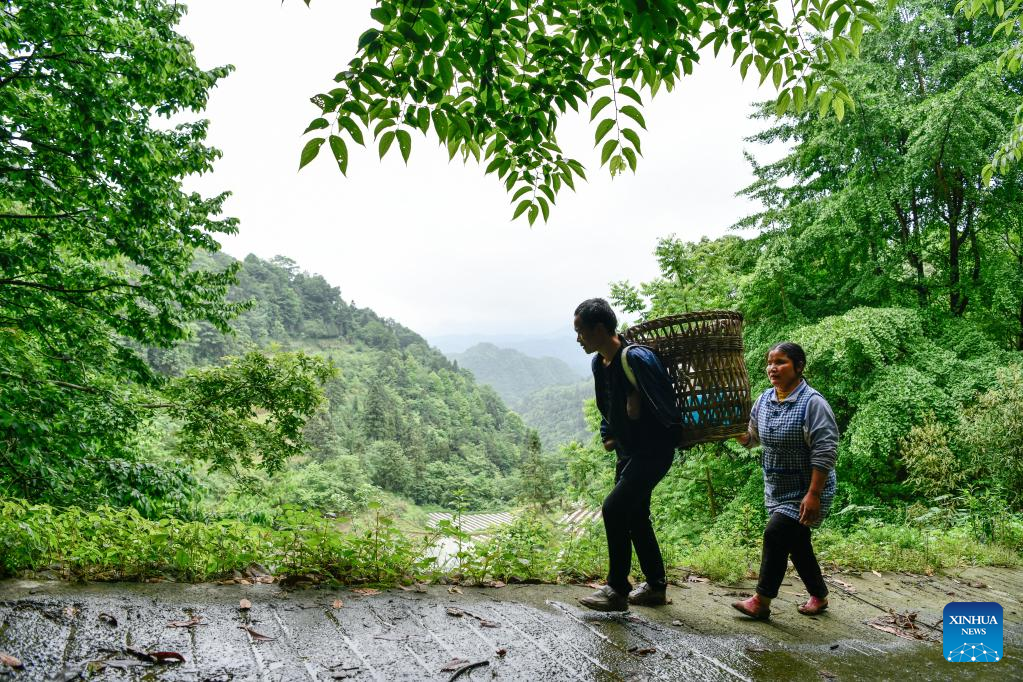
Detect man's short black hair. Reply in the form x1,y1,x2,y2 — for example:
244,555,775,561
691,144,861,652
574,298,617,333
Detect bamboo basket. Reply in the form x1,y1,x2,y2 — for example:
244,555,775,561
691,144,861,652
622,311,751,449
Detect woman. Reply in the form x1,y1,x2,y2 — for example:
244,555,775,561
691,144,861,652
732,342,839,620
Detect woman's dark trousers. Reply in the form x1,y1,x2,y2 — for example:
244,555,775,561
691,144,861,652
756,512,828,599
602,451,674,596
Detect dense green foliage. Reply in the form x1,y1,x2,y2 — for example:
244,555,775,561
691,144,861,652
0,0,337,508
301,0,884,221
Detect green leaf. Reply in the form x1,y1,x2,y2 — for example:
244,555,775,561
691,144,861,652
527,203,539,225
775,89,791,117
622,146,637,171
818,91,834,118
772,62,782,89
304,118,329,134
328,135,348,175
338,117,365,146
600,139,618,166
595,118,615,145
299,137,325,170
833,95,845,121
590,96,612,122
618,85,643,105
740,53,754,80
537,196,550,222
622,128,643,155
357,29,380,50
378,130,396,159
396,129,412,163
512,199,531,220
511,186,532,202
620,105,647,130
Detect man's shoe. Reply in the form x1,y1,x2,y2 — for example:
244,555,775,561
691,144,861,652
797,595,828,616
731,593,771,620
628,582,668,606
578,585,629,612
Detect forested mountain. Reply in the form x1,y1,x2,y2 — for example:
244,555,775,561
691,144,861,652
448,343,581,405
446,343,591,448
145,252,532,511
515,380,593,448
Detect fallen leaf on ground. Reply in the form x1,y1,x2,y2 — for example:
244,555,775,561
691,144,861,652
125,647,157,662
627,646,656,656
483,580,506,588
584,582,603,589
65,606,79,618
167,616,204,628
968,581,988,588
496,648,507,657
352,588,381,597
670,619,683,627
686,576,709,583
397,584,427,592
238,625,276,641
477,618,500,628
239,598,252,610
446,607,465,617
871,571,883,578
829,578,856,593
819,670,838,680
866,610,935,642
150,651,185,664
0,653,24,669
98,612,117,626
332,599,344,609
448,586,462,594
440,657,470,672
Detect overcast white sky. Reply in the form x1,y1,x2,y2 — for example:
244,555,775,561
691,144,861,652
177,1,782,338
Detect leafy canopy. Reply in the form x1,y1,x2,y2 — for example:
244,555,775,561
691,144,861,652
0,1,333,505
300,0,887,222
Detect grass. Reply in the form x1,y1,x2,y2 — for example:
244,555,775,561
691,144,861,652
2,497,1020,586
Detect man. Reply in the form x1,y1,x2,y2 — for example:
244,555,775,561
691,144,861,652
574,298,682,612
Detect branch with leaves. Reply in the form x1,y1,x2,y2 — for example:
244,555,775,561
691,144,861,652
299,0,887,223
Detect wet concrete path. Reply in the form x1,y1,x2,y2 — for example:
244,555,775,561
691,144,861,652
0,567,1020,681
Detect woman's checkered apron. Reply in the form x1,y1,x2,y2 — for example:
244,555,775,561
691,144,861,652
754,384,837,525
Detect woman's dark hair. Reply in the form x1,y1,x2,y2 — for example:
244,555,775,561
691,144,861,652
574,298,617,334
768,341,806,375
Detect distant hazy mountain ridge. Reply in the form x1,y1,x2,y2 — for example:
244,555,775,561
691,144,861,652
447,343,592,448
449,343,582,406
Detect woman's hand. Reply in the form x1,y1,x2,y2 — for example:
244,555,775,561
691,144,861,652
799,492,821,526
735,432,751,447
602,438,618,452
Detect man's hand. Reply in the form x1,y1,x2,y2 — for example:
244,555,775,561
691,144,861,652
602,438,618,452
799,492,821,526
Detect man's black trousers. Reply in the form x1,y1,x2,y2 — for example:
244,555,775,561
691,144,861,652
602,449,674,596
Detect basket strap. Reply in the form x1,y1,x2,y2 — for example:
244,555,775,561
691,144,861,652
621,345,638,390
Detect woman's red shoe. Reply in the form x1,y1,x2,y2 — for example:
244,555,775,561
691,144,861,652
797,595,829,615
731,594,771,620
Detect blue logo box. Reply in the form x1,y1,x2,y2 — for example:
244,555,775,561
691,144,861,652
943,601,1003,663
